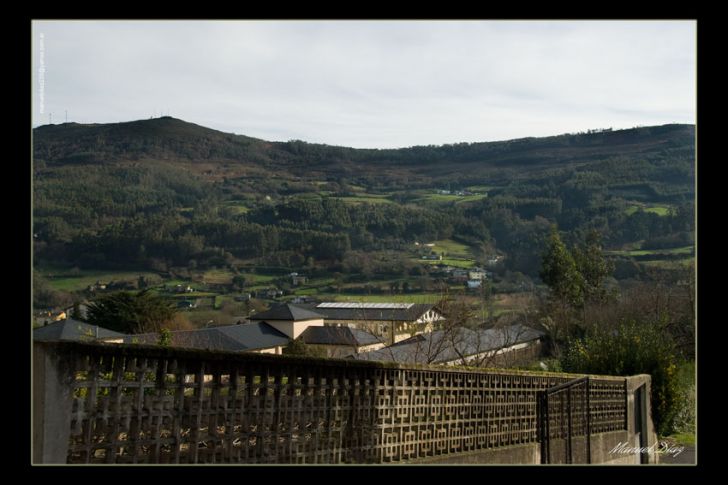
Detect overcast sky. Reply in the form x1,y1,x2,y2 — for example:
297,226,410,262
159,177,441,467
31,20,696,149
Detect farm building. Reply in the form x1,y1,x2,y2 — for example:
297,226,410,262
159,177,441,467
298,326,386,358
34,318,126,343
248,303,325,339
299,302,444,345
353,323,545,367
115,322,291,355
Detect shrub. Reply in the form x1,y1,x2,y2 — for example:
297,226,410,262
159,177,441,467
671,361,696,435
561,319,681,436
282,339,328,358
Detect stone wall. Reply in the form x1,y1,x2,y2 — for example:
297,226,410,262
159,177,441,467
32,341,650,464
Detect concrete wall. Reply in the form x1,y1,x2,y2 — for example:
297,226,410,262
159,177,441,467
407,443,542,464
32,341,655,465
32,343,75,464
411,431,638,465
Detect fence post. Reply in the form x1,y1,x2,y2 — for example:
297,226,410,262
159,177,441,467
537,390,550,464
33,342,75,463
586,377,591,464
566,386,572,464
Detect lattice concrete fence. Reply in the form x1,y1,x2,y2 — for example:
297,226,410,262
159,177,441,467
32,341,653,464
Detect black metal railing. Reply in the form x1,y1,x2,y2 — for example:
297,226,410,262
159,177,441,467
539,377,591,464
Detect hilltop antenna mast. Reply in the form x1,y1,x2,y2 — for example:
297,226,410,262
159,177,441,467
65,110,68,123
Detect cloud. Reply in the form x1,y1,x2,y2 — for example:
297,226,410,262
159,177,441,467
32,20,696,148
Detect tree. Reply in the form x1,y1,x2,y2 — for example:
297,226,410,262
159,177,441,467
86,290,176,334
539,226,583,308
572,230,614,305
539,228,619,349
70,301,84,321
232,275,247,290
157,328,172,347
538,226,585,349
377,297,541,369
282,338,328,358
33,270,73,310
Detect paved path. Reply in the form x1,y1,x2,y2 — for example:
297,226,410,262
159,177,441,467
659,445,695,464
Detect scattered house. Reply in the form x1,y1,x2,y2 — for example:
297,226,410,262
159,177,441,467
301,302,444,345
353,324,545,367
63,302,90,320
261,288,284,299
175,285,195,293
451,269,469,282
291,296,316,305
421,254,442,261
289,273,308,286
468,269,487,281
87,282,107,293
120,322,290,355
248,304,325,339
486,256,503,268
298,326,386,358
34,318,126,343
234,293,252,302
52,311,67,322
467,280,482,289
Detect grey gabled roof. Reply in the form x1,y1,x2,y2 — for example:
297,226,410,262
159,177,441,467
299,326,383,347
250,304,324,322
299,303,440,323
120,322,290,352
215,323,291,350
33,318,126,341
354,324,544,365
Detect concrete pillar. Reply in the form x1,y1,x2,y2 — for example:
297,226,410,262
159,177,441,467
33,342,75,464
625,374,659,464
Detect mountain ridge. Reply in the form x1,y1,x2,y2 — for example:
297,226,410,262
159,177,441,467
33,117,695,192
33,116,694,149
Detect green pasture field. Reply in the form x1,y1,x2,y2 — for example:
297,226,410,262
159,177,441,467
41,269,161,292
606,246,693,257
624,204,672,216
331,194,395,205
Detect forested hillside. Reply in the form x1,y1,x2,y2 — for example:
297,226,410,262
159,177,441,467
33,118,695,280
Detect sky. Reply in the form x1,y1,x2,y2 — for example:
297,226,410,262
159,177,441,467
31,20,696,149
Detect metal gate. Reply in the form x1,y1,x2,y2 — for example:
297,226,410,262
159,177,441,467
538,377,591,464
